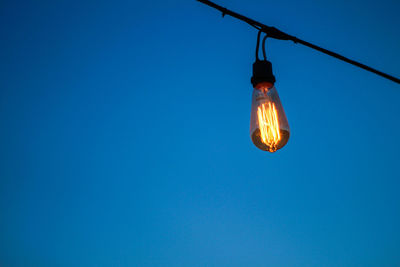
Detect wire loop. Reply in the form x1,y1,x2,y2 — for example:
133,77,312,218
255,30,268,61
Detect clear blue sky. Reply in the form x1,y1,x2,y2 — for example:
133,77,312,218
1,0,400,266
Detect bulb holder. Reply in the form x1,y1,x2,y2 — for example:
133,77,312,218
251,60,276,87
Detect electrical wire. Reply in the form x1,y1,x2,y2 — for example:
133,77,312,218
255,31,268,61
262,34,268,60
255,30,262,61
197,0,400,84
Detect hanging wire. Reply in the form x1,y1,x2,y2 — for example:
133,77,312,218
255,31,269,61
262,34,268,60
255,30,262,61
197,0,400,84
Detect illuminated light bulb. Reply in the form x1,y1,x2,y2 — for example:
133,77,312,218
250,60,290,152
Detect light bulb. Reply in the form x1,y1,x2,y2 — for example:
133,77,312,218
250,60,290,152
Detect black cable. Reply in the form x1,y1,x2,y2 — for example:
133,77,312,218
262,34,268,60
255,30,262,61
197,0,400,84
246,21,261,31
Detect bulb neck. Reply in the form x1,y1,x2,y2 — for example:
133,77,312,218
251,60,276,87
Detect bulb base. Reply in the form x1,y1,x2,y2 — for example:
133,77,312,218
251,60,276,87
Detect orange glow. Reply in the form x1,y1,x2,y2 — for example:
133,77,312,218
257,102,281,152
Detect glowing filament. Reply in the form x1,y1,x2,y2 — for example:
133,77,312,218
257,102,281,152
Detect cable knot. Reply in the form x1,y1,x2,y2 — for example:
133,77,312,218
219,7,229,17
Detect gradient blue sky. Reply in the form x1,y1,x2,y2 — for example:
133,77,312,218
1,0,400,266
